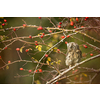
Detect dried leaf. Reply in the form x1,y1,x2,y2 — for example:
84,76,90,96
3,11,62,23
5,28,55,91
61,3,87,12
34,59,38,62
53,47,57,52
53,34,58,39
46,43,53,50
31,57,35,59
35,80,41,84
20,46,25,53
38,33,43,36
47,57,51,62
58,60,61,64
46,61,49,65
0,25,2,28
38,46,41,51
82,73,87,77
6,66,9,70
36,45,42,51
51,62,54,65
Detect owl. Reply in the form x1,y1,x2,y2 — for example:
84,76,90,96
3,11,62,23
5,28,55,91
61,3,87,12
65,42,82,68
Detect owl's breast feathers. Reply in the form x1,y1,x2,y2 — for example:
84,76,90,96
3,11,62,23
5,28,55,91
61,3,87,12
65,49,82,66
65,42,82,67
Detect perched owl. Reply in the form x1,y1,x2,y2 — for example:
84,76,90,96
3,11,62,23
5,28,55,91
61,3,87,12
65,42,82,68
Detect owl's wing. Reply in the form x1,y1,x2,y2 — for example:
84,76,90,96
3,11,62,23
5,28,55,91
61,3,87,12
76,49,82,58
66,51,69,58
80,50,82,58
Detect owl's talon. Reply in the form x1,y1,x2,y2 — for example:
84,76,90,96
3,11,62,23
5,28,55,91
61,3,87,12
69,66,71,69
75,63,78,66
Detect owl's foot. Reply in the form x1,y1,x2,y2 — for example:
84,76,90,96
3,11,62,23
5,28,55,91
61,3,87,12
69,65,75,70
69,65,71,69
75,63,78,66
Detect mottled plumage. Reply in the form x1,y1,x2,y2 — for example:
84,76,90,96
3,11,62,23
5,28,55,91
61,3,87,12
65,42,82,68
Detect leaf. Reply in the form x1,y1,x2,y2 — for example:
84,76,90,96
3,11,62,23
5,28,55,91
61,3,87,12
58,60,61,64
53,34,58,39
40,33,43,35
38,46,41,51
35,80,41,84
46,43,53,50
38,33,43,36
82,73,87,77
36,45,42,51
0,25,2,29
70,18,75,22
72,18,75,21
51,62,54,65
47,57,51,62
46,61,49,65
53,47,57,52
34,59,38,63
6,66,9,70
20,46,25,53
31,57,35,59
70,18,72,22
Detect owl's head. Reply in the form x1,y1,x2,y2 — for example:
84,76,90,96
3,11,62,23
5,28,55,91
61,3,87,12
67,42,79,51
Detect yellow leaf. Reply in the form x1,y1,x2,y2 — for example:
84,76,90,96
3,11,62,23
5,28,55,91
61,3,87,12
38,46,41,51
70,18,75,22
38,33,43,36
35,59,38,62
51,62,54,65
0,25,2,29
58,60,61,62
48,43,53,47
53,34,58,39
35,80,41,84
72,18,75,21
36,45,42,51
36,45,38,49
53,47,57,52
40,33,43,35
82,73,87,77
46,61,49,65
57,60,61,64
46,43,53,50
47,57,51,62
70,18,72,22
6,66,9,70
20,46,25,53
31,57,35,59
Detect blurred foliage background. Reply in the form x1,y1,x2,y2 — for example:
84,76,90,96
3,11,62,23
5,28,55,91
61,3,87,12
0,17,100,84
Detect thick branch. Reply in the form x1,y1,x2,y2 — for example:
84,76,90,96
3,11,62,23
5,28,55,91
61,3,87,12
46,54,100,84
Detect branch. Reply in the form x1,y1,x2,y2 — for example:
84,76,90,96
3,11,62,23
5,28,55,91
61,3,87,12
46,54,100,84
0,59,47,70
